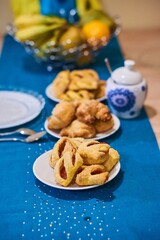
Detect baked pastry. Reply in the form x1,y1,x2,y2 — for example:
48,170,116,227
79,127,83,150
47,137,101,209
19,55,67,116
47,101,76,130
61,90,95,101
54,151,83,187
103,148,120,172
76,165,109,186
67,90,94,100
76,100,112,124
58,92,72,101
77,140,110,165
49,137,120,187
95,80,106,99
78,90,95,100
50,137,81,168
60,119,96,138
93,117,114,133
52,70,70,97
69,69,99,91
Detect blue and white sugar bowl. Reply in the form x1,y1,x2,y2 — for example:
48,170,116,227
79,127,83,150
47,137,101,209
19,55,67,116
106,59,147,119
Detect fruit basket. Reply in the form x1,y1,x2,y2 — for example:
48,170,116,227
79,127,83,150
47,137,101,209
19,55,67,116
7,7,121,70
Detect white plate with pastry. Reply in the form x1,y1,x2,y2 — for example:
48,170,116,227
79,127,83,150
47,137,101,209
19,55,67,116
45,83,106,103
44,114,120,140
0,90,45,129
33,150,121,190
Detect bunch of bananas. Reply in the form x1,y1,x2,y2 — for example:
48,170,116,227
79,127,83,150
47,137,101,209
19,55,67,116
14,14,69,49
13,13,71,61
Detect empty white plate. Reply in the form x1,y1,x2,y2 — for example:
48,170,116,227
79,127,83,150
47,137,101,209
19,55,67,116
0,90,45,129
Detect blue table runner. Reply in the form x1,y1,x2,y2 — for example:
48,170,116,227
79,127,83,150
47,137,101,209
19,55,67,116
0,35,160,240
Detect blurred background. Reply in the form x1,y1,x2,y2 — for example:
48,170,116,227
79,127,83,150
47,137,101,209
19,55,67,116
0,0,160,35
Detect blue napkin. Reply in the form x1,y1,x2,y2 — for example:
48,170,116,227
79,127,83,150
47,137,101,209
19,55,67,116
0,34,160,240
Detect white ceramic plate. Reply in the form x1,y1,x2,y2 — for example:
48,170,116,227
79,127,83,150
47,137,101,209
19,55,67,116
44,114,120,140
0,90,45,129
45,83,106,102
33,150,121,190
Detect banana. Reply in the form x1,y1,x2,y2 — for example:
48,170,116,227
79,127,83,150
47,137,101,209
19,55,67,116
14,14,66,29
35,30,61,59
11,0,40,19
32,32,53,48
76,0,102,17
15,24,62,42
40,30,61,50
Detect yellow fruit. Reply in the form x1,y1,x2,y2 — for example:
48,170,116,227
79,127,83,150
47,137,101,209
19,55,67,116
82,20,110,42
59,26,86,50
15,24,59,42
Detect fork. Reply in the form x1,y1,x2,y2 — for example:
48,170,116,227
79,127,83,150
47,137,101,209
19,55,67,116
0,128,37,136
0,131,46,143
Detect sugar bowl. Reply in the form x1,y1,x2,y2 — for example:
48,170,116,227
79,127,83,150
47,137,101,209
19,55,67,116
106,59,147,118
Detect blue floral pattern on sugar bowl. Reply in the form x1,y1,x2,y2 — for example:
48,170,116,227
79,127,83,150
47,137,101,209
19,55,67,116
106,60,147,119
108,88,136,112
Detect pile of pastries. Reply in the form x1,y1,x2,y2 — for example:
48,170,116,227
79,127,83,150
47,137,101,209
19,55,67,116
50,137,120,187
52,69,106,101
48,100,114,138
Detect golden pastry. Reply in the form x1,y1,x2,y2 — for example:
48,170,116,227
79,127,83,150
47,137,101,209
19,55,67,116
61,90,95,101
76,100,111,124
54,151,83,187
52,70,70,97
49,137,120,187
77,140,110,165
78,90,95,100
103,148,120,172
70,90,94,100
62,90,83,100
47,101,76,130
58,93,72,101
93,117,114,133
69,69,99,91
50,137,80,168
76,165,109,186
60,119,96,138
95,80,106,99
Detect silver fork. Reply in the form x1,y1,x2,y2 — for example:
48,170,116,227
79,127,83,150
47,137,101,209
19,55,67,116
0,128,37,136
0,131,46,143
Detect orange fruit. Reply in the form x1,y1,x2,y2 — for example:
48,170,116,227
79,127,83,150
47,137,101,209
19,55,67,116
82,20,110,42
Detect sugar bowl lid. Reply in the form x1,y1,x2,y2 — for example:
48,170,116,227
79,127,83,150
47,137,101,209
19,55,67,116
112,60,143,85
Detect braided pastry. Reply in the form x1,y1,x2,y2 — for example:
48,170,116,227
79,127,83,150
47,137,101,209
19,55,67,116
54,151,83,187
77,140,110,165
50,137,84,168
69,69,99,91
52,70,70,97
58,90,94,101
76,165,109,186
50,137,120,187
103,148,120,172
94,80,106,99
